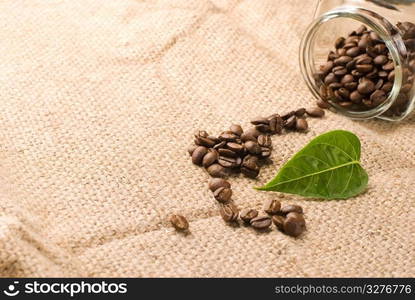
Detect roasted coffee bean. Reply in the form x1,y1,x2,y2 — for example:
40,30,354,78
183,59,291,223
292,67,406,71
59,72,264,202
388,70,395,82
350,90,363,103
239,208,258,223
317,99,330,109
206,163,227,178
295,108,306,117
346,47,360,57
213,187,232,203
170,214,189,231
218,156,240,168
335,37,345,49
370,89,387,105
324,73,338,85
195,136,216,148
338,101,353,108
272,215,285,231
374,78,384,90
381,82,393,92
251,117,269,125
269,115,283,134
306,107,325,118
208,178,231,192
334,56,353,66
241,127,260,142
188,144,198,156
257,134,272,148
260,147,271,158
356,64,373,73
255,124,271,133
283,212,306,237
295,118,308,131
226,142,244,153
328,82,342,89
382,61,394,71
192,146,208,165
357,79,375,94
229,124,243,136
219,203,239,222
344,82,358,91
244,141,262,155
373,55,388,65
250,215,272,229
341,74,354,84
263,199,281,214
219,131,239,142
241,155,260,178
284,115,297,129
218,148,238,158
337,88,350,99
332,66,347,76
280,204,303,215
202,149,219,167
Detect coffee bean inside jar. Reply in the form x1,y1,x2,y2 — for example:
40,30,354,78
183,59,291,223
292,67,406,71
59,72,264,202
313,23,415,118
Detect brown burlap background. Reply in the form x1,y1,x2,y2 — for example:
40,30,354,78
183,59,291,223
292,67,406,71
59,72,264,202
0,0,414,277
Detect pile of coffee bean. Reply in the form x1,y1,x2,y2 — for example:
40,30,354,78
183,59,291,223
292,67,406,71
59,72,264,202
188,107,324,179
175,107,324,236
209,179,306,237
315,22,415,117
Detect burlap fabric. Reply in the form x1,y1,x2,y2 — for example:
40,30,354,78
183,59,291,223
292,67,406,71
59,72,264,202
0,0,414,277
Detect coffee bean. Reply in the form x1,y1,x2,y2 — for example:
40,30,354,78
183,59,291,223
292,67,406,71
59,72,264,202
337,88,350,99
382,61,394,71
202,149,219,167
170,214,189,231
295,118,308,131
241,155,260,178
206,163,227,178
356,64,373,73
250,215,272,229
194,130,209,138
281,111,296,120
255,124,271,133
334,56,353,66
213,187,232,203
346,47,360,57
239,208,258,223
306,107,325,118
218,156,240,168
244,141,262,155
226,142,244,153
260,147,271,158
283,212,306,237
324,73,338,85
218,148,237,158
257,134,272,148
295,108,306,117
251,117,269,125
381,82,393,92
263,199,281,214
284,115,297,129
335,37,345,49
374,78,384,90
344,82,358,91
341,74,354,84
219,203,239,222
328,82,342,89
188,145,198,156
195,136,216,148
208,178,231,192
332,66,347,76
373,55,388,65
350,90,363,103
357,79,375,94
272,215,285,231
388,70,395,82
370,89,387,105
229,124,243,136
191,146,208,165
218,131,239,142
280,204,303,215
241,128,260,142
269,115,283,134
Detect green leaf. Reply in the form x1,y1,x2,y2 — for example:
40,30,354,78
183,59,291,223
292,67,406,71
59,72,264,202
256,130,368,199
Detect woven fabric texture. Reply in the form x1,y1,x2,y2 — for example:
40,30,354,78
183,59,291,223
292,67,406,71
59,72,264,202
0,0,414,277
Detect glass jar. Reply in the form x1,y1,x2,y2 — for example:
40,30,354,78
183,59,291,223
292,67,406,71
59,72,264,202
300,0,415,121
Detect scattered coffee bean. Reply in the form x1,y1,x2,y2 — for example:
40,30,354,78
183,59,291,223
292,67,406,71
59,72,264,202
192,146,208,166
219,203,239,222
263,199,281,214
170,214,189,231
208,178,231,192
188,144,198,156
272,215,285,231
206,163,227,178
202,149,218,168
229,124,243,136
283,212,306,237
295,118,308,131
250,215,272,229
213,187,232,203
280,204,303,215
306,107,325,118
239,208,258,223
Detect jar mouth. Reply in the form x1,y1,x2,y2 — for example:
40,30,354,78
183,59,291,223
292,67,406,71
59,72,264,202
299,7,405,120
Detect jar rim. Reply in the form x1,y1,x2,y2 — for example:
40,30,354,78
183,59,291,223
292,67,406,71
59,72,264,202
299,6,405,120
